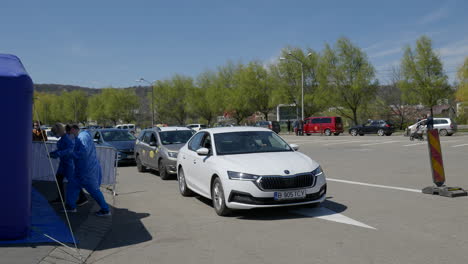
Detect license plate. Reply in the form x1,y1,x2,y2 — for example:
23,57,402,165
274,189,306,200
127,155,135,159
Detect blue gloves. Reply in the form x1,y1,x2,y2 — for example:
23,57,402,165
49,151,58,159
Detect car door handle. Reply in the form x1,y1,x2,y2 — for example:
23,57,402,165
193,160,197,164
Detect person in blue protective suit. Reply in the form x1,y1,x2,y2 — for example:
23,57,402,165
63,124,111,217
49,123,88,205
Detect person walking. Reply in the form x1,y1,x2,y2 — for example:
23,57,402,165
49,123,88,205
293,120,299,136
63,125,111,217
426,114,434,130
32,121,48,141
299,120,304,136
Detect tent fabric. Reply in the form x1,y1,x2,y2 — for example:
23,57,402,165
0,188,75,245
0,54,33,240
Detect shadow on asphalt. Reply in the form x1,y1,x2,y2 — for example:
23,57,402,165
194,195,348,221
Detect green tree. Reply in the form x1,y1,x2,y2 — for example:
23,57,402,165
33,92,62,125
153,75,193,125
88,88,139,125
318,37,377,125
61,90,88,124
188,71,225,125
400,36,451,115
88,93,108,125
456,56,468,102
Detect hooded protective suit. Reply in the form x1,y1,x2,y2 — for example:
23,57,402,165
66,131,109,211
51,134,75,177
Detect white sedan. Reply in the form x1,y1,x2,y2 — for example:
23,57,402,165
176,127,327,216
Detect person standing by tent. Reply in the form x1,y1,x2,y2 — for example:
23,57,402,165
32,121,47,141
63,125,111,217
49,123,88,205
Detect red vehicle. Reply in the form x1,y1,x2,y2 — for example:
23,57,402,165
303,116,344,136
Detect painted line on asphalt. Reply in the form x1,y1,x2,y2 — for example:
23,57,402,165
452,143,468,148
292,207,376,230
360,141,400,146
403,142,426,147
327,178,421,193
323,140,363,146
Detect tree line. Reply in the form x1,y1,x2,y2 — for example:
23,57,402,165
33,36,468,128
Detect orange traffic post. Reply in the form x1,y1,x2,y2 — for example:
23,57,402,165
422,129,467,197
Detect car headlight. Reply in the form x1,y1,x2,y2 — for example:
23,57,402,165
227,171,260,181
168,151,178,158
312,166,324,177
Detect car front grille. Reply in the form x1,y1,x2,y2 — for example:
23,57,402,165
258,173,315,190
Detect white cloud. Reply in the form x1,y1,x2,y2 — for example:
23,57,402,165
418,7,449,25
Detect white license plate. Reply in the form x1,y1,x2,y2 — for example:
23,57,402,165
274,189,306,200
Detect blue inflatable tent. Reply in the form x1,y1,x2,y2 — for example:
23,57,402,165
0,54,33,240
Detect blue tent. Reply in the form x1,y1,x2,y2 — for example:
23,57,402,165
0,54,33,240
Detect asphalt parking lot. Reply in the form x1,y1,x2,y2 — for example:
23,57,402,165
88,133,468,264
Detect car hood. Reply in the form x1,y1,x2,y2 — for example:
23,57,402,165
162,143,185,152
216,151,319,176
103,141,135,151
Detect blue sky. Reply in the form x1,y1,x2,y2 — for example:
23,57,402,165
1,0,467,87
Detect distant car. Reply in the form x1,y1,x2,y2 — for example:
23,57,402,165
135,127,195,180
116,124,136,133
303,116,344,136
407,118,457,136
176,127,327,216
349,120,395,136
187,124,207,131
45,129,60,141
90,129,137,164
254,121,281,134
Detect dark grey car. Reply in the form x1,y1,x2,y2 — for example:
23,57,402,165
134,127,194,180
90,129,137,164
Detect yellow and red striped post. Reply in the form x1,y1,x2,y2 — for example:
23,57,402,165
427,129,445,186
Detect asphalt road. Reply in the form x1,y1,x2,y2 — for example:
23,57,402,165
88,134,468,264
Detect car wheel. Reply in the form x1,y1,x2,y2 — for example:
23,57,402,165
211,177,231,216
439,129,448,136
410,135,414,141
385,133,392,136
324,129,331,136
350,129,358,136
177,167,193,196
159,159,170,180
306,133,311,136
377,129,385,136
136,155,147,173
333,132,340,136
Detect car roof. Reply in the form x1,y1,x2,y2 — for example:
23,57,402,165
202,126,271,134
158,126,192,132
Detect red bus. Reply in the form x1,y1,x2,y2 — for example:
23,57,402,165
303,116,344,136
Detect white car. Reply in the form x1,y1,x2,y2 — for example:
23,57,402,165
176,127,327,216
186,124,207,131
407,118,457,136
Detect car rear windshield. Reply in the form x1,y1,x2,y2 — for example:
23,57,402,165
102,131,136,141
214,131,292,155
159,130,194,145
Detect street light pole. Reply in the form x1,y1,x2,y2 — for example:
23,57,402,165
136,78,155,128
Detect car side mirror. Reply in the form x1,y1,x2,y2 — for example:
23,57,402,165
290,144,299,151
149,141,158,147
196,148,210,156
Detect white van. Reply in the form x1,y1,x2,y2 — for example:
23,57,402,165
116,124,136,133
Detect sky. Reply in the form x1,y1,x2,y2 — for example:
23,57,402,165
1,0,467,88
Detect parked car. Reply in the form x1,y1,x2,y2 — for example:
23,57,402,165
254,121,281,134
45,129,60,142
135,127,195,180
303,116,343,136
407,118,457,136
90,129,137,164
349,120,395,136
176,127,327,216
116,124,136,133
187,124,207,131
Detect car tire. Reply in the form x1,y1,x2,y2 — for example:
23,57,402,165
324,129,331,136
350,129,358,136
211,177,231,216
377,129,385,136
306,133,311,136
385,133,392,136
333,132,340,136
159,160,170,180
177,167,193,197
439,129,448,136
136,155,147,173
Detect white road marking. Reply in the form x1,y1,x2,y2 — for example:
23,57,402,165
360,141,400,146
403,142,426,147
292,207,376,230
327,178,421,193
452,143,468,148
323,140,363,146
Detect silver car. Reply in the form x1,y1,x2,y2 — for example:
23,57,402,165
135,127,194,179
407,118,457,136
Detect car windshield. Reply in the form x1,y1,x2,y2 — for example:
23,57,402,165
159,130,194,145
214,131,292,155
102,130,136,141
